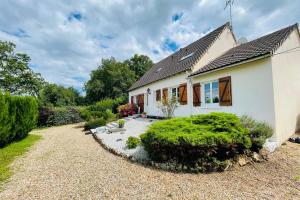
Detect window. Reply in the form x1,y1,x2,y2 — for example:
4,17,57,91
156,89,161,101
204,81,219,104
179,52,194,62
171,87,180,102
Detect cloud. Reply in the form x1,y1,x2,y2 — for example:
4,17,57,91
0,0,298,94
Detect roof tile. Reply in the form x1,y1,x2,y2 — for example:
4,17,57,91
129,22,230,91
190,23,298,77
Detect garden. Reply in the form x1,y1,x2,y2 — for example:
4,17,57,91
91,108,273,173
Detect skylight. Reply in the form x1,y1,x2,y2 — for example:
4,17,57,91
179,52,194,62
156,67,162,72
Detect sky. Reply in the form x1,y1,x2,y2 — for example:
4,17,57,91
0,0,299,94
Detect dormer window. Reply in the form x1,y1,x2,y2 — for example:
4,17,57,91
179,52,194,62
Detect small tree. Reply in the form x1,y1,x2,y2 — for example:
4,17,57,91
158,96,178,119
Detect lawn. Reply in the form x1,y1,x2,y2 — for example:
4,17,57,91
0,134,42,184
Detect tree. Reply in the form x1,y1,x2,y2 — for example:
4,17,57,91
0,41,44,96
158,96,178,118
38,83,83,107
85,57,136,103
124,54,153,79
85,55,153,103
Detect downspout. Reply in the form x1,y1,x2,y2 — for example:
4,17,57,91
185,71,193,117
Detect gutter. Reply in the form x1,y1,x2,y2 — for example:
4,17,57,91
189,54,271,78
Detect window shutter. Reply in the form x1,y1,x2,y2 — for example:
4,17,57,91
162,88,168,101
219,76,232,106
156,90,161,101
193,83,201,107
179,83,187,105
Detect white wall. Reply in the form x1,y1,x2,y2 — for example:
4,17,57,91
129,72,191,117
191,58,276,128
271,28,300,143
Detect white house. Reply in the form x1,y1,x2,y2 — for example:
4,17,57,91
128,22,300,144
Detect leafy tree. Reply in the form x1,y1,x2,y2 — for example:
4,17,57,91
0,41,44,96
85,55,153,103
124,54,153,79
85,57,136,103
38,83,84,107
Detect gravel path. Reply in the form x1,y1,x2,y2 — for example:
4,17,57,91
0,124,299,200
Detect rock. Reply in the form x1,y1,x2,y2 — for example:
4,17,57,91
116,138,122,142
120,131,125,134
237,155,251,166
224,160,233,171
252,152,262,162
259,148,269,160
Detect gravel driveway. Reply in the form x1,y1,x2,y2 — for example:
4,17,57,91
0,124,299,200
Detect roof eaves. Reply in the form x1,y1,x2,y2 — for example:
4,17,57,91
189,53,271,78
271,23,299,55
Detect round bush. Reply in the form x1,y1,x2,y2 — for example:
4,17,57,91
140,113,251,172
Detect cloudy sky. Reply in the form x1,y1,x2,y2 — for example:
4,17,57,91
0,0,299,94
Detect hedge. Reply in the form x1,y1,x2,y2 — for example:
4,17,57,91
0,93,38,147
140,113,251,172
37,106,83,127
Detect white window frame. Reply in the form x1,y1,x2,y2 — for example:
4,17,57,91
170,86,180,103
202,80,219,107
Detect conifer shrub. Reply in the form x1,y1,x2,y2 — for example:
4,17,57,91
240,115,273,150
140,113,251,172
126,136,141,149
0,93,38,147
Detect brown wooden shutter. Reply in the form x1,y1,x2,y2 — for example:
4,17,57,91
156,90,161,101
193,83,201,107
162,88,168,101
219,76,232,106
178,83,187,105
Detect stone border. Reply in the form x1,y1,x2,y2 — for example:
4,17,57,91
92,131,267,173
91,131,234,173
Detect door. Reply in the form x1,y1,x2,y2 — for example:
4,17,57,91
137,94,144,113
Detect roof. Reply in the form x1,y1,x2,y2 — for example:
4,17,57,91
190,23,299,77
128,22,231,91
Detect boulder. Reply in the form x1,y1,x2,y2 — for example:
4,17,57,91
252,152,262,162
259,148,269,160
237,155,251,166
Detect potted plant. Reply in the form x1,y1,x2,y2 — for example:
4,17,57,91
118,119,125,128
141,112,147,118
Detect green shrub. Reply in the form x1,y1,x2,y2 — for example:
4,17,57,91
126,136,141,149
37,106,83,127
140,113,251,172
79,107,92,121
0,93,38,147
84,118,107,130
91,99,115,113
240,115,273,150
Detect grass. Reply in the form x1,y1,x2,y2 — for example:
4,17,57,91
0,134,42,185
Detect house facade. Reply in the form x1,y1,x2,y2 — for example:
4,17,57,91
128,22,300,144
